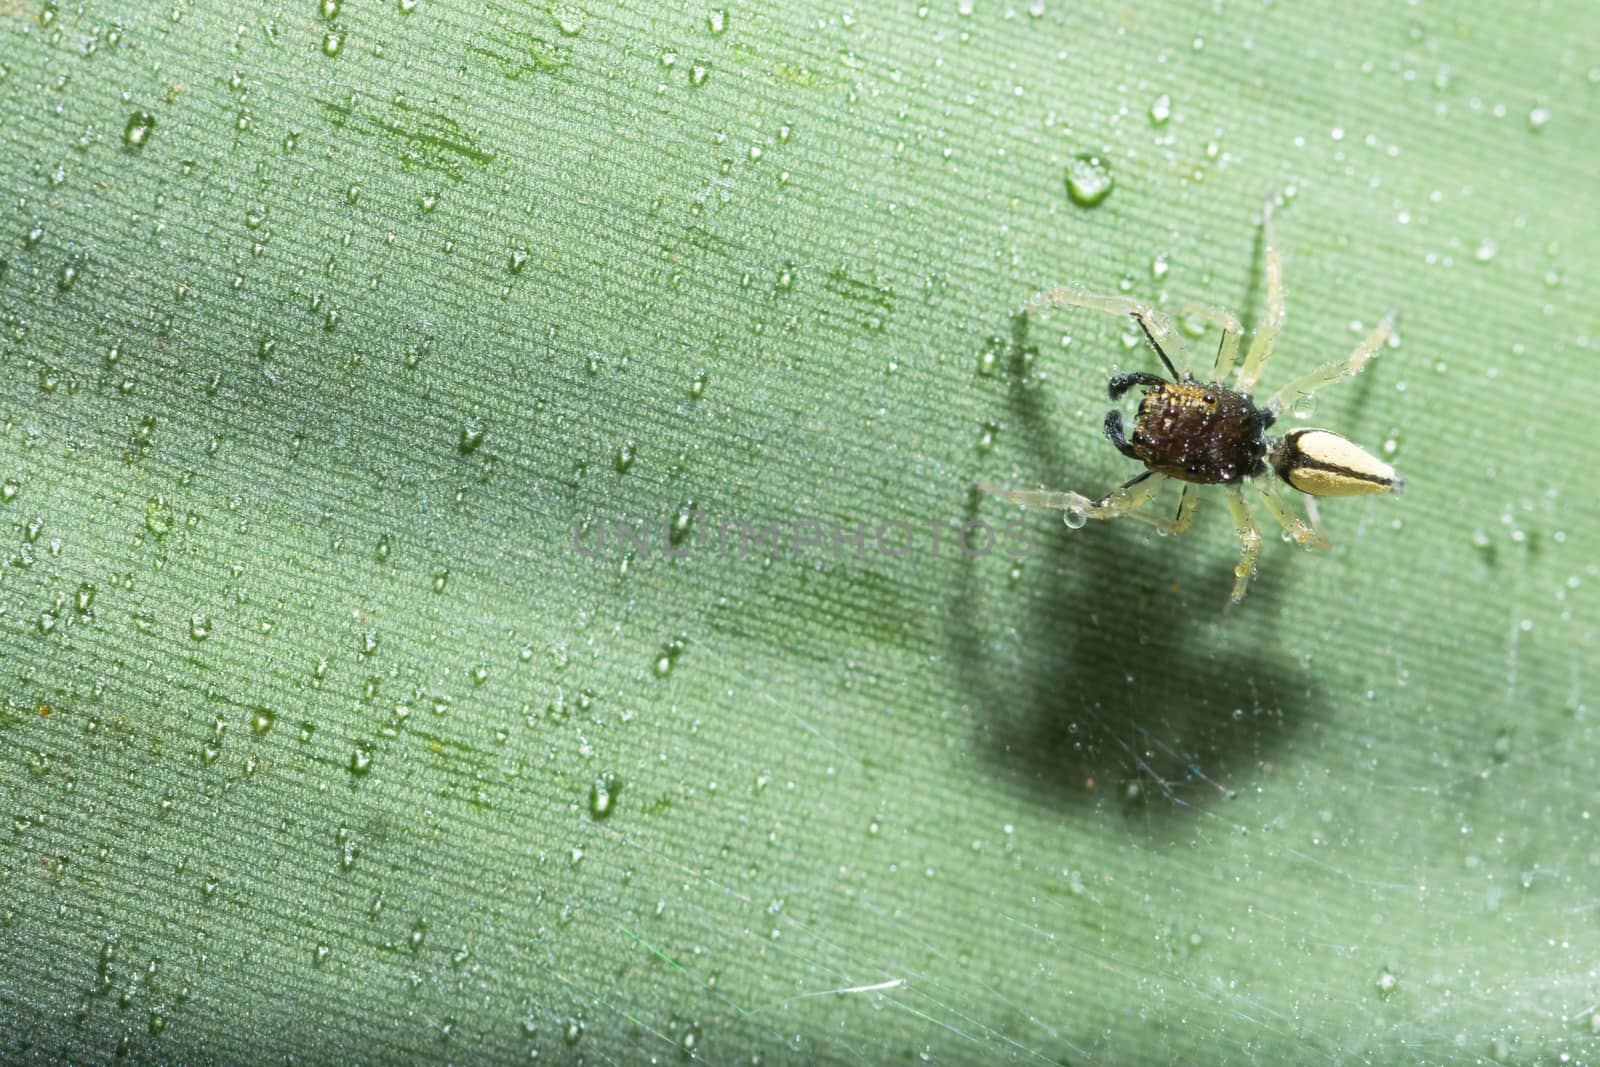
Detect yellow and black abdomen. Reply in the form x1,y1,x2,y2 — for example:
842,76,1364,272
1269,428,1403,496
1130,381,1270,484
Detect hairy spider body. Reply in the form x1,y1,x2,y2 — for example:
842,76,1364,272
977,198,1404,603
1114,379,1273,485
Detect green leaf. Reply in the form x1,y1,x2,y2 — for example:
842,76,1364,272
3,2,1596,1062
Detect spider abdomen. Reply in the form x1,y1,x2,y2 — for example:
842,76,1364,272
1128,381,1269,484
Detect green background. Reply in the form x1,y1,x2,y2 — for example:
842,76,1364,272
3,1,1597,1063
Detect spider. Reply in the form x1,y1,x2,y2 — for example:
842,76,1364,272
978,198,1404,602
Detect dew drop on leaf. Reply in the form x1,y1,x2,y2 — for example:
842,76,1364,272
123,112,155,149
588,774,621,820
1064,153,1113,208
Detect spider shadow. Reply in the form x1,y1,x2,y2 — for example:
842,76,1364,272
949,311,1322,830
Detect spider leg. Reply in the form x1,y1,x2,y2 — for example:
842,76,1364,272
1178,301,1244,382
1253,473,1330,549
976,471,1169,527
1117,474,1190,534
1102,410,1142,461
1108,371,1167,399
1117,477,1199,536
1233,199,1286,393
1024,287,1190,378
1266,310,1398,417
1222,483,1263,603
1172,482,1200,535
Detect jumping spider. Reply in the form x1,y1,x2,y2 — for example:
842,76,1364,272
979,199,1404,602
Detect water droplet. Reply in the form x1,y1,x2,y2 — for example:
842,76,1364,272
689,371,707,399
1474,238,1497,263
337,826,357,869
588,774,621,819
708,9,728,34
679,1023,702,1056
1063,505,1087,529
1064,153,1113,208
319,0,340,17
976,334,1004,376
615,440,636,472
551,4,583,35
250,707,275,735
1,480,18,502
322,29,344,56
509,246,529,273
1375,966,1398,998
459,425,485,454
123,112,155,149
1491,727,1512,762
1290,393,1317,418
375,535,391,561
1527,106,1550,131
349,744,374,775
654,634,687,677
1149,94,1171,125
670,502,697,545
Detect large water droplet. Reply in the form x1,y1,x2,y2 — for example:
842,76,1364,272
1063,505,1087,529
1064,153,1113,208
124,112,155,149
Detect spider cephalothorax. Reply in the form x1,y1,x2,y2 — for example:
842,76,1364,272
1112,373,1273,485
978,198,1403,602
